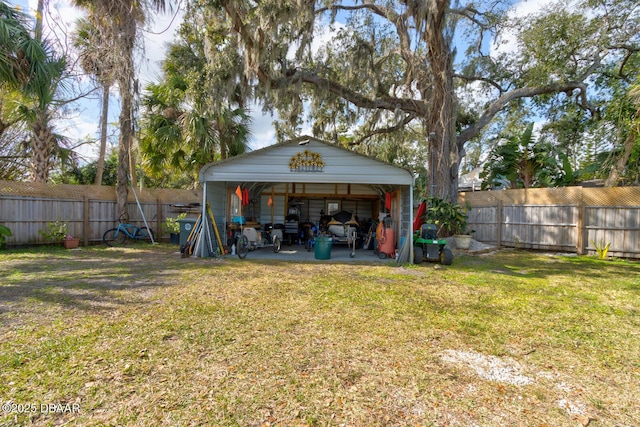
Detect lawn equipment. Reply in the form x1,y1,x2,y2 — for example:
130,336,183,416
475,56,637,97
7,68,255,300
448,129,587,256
413,223,453,265
229,217,281,259
375,216,396,259
325,210,359,258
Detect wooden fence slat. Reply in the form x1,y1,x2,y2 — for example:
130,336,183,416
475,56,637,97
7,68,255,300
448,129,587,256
0,182,201,246
461,186,640,259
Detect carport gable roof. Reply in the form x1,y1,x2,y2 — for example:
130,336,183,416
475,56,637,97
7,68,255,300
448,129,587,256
199,137,414,186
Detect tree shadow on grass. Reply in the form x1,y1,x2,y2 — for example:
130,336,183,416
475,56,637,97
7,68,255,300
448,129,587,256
0,245,214,320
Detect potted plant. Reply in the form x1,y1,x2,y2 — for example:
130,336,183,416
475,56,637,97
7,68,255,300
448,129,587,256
63,233,81,249
421,197,473,249
39,221,80,248
163,213,187,244
448,202,473,250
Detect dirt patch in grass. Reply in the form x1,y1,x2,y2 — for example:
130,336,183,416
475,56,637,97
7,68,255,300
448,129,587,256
1,245,639,426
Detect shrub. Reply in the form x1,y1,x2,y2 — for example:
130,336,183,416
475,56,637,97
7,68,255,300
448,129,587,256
163,213,187,235
421,196,470,237
39,221,70,243
0,224,12,249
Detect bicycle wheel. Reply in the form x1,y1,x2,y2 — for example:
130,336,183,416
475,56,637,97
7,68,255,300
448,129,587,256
103,228,126,247
135,227,155,243
237,235,249,259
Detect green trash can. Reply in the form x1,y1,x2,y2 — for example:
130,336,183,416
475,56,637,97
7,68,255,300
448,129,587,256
314,236,332,260
177,218,196,246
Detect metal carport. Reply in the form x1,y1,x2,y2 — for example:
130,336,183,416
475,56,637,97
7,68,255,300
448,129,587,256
196,137,414,260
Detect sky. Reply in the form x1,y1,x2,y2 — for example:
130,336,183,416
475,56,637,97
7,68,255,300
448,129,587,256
11,0,558,163
14,0,278,162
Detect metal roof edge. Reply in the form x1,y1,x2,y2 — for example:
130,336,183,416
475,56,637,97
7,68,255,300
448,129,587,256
198,135,415,184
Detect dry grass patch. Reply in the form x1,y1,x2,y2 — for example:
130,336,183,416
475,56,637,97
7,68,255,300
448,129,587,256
0,245,639,426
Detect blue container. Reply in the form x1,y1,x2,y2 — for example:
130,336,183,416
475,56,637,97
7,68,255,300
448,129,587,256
314,236,332,260
232,216,246,224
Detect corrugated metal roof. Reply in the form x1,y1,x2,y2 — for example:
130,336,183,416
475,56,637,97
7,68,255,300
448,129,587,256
199,136,414,186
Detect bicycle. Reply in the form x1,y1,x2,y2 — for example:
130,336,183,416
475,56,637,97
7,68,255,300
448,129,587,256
227,220,251,259
103,213,155,247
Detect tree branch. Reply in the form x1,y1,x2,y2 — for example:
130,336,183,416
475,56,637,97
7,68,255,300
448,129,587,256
271,68,427,116
348,113,418,146
457,82,591,145
454,73,505,92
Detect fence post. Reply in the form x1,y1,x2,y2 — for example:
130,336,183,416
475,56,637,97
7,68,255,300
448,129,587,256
577,199,586,255
496,199,503,247
157,197,162,241
83,193,90,246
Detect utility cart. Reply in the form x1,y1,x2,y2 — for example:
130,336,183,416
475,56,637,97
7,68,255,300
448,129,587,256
413,223,453,265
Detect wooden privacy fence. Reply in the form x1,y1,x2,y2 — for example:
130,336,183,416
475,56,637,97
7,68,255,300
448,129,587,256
0,181,202,246
459,186,640,259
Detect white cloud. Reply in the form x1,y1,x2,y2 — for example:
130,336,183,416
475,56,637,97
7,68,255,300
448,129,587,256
491,0,574,57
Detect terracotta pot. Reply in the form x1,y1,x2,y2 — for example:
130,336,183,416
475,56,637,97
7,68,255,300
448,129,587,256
63,238,80,249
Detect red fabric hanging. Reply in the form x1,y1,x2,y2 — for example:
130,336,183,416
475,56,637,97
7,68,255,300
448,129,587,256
413,201,426,231
242,188,250,206
385,192,392,210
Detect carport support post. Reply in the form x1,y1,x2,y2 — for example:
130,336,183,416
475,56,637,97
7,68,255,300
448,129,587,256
198,181,208,258
410,182,414,264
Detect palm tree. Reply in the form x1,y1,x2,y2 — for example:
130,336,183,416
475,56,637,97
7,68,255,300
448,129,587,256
216,107,251,160
72,18,118,186
0,90,29,180
72,19,115,186
140,76,251,185
140,85,251,183
71,0,168,216
0,0,66,183
138,35,251,186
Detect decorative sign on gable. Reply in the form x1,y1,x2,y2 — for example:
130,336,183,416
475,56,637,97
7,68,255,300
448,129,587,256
288,150,325,172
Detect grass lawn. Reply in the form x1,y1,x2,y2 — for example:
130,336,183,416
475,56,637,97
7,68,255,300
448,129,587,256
0,244,639,426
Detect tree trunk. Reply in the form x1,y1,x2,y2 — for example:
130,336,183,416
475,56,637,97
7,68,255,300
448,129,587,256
129,139,137,189
425,1,458,202
605,110,639,187
95,84,110,185
35,0,44,41
116,74,131,218
115,10,137,219
29,111,53,183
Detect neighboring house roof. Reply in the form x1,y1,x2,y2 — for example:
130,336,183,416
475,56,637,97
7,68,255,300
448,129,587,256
458,167,484,191
199,136,414,186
